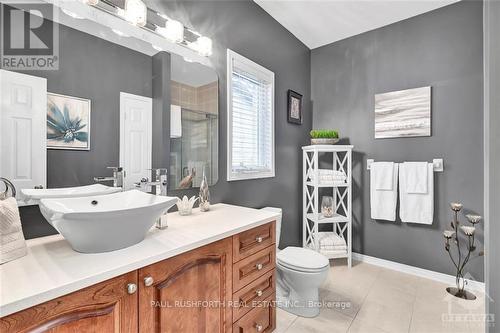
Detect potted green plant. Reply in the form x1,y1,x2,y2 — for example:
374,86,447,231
310,130,339,145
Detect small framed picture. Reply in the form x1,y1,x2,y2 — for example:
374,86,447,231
47,93,91,150
287,90,302,124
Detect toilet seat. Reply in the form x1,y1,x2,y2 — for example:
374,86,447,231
277,246,329,273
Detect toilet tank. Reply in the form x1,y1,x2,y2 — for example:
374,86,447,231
261,207,282,250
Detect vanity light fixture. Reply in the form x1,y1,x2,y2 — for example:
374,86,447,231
156,19,184,43
190,36,213,57
80,0,213,57
122,0,147,27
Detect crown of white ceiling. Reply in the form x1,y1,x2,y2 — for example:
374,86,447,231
254,0,460,49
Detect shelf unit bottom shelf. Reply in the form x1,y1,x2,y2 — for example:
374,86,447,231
305,231,349,259
305,244,349,259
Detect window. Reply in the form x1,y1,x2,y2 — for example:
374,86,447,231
227,49,275,181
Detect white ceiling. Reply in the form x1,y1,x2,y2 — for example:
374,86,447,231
254,0,460,49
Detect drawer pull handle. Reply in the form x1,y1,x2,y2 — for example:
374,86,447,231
126,283,137,294
144,276,154,287
256,263,263,270
255,236,263,243
255,323,263,332
255,289,263,297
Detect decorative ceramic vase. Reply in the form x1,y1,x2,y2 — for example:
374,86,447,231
199,167,210,212
321,196,334,218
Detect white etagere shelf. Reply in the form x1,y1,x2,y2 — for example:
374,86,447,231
302,145,353,267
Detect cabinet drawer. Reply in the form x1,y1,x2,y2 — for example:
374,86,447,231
233,295,275,333
233,222,275,263
233,270,275,322
233,246,275,291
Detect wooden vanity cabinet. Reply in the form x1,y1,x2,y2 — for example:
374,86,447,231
0,271,138,333
0,222,276,333
137,238,233,333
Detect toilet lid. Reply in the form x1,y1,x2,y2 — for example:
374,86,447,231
277,247,329,272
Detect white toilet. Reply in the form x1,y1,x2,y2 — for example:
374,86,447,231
261,207,329,318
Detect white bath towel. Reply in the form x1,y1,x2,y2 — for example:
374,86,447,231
399,163,434,224
308,170,347,184
318,232,346,247
319,248,347,256
0,197,27,264
402,162,428,193
370,162,399,221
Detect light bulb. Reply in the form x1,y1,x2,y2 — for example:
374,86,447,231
123,0,147,27
192,36,212,57
156,19,184,43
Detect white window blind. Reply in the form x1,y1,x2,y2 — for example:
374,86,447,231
227,50,275,181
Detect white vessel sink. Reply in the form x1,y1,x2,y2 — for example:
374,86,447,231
39,190,177,253
20,184,122,204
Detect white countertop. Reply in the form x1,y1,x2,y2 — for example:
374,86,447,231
0,204,280,317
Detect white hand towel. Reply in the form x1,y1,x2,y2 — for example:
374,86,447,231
399,163,434,224
402,162,428,193
370,162,399,221
0,197,28,264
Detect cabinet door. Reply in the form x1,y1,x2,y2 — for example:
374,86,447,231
0,271,138,333
138,238,232,333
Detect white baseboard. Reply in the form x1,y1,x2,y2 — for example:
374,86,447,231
352,252,485,293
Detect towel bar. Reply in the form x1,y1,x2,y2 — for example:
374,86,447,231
366,159,444,172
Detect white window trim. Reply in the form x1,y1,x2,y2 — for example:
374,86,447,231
226,49,275,182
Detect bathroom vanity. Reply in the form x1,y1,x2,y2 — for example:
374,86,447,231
0,204,278,332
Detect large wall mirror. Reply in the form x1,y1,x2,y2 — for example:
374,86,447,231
1,2,219,205
169,54,219,190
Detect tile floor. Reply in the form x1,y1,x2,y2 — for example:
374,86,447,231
276,260,486,333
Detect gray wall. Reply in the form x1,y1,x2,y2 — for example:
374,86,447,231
16,21,153,188
484,0,500,329
311,1,484,280
148,0,312,249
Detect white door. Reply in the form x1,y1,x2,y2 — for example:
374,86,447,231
119,92,152,190
0,70,47,197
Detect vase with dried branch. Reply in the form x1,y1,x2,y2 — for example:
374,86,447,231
443,202,483,300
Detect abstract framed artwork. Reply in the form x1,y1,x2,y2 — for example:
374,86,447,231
47,93,91,150
374,86,431,139
287,89,303,125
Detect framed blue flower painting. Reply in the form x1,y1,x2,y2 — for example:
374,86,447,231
47,93,91,150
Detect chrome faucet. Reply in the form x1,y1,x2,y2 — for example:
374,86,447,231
134,168,168,229
94,167,125,189
135,168,168,195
